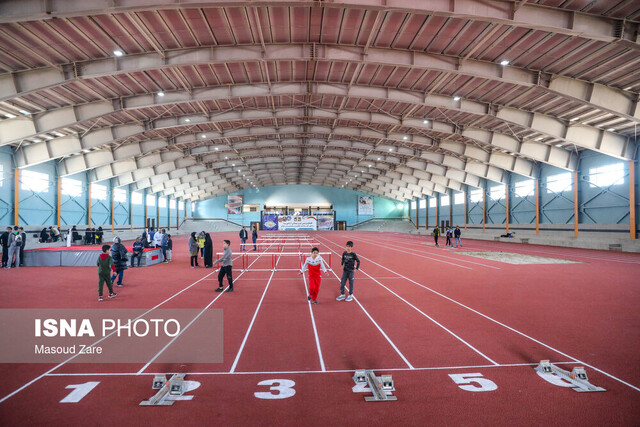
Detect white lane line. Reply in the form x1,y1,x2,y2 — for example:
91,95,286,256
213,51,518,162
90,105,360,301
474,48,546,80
325,268,414,370
301,272,326,372
355,235,501,269
229,253,282,373
321,237,497,366
44,361,578,377
0,260,227,404
317,234,640,393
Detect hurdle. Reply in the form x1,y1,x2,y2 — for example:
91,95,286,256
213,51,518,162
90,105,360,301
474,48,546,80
352,369,397,401
221,251,332,271
535,360,605,392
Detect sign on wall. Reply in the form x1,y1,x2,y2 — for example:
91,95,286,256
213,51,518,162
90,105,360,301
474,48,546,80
317,216,334,231
262,214,279,231
227,195,243,214
279,215,317,231
358,195,373,215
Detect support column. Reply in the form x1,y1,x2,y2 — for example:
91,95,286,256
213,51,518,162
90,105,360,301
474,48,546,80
87,182,92,227
630,160,636,239
425,197,428,230
435,195,439,231
464,190,467,231
505,184,510,234
111,187,115,233
448,192,452,226
168,197,171,231
482,187,486,232
144,190,148,229
535,179,540,235
57,177,61,228
130,189,133,232
415,198,418,229
177,199,180,231
573,170,579,237
14,169,19,226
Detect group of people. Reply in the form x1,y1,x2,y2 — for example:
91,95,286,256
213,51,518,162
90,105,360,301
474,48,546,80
39,226,64,243
141,228,172,263
238,225,258,251
1,226,26,268
188,231,213,268
433,225,462,248
96,236,129,301
67,226,104,245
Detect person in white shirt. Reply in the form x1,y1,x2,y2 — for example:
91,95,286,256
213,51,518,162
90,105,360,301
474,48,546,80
300,247,329,305
153,229,164,248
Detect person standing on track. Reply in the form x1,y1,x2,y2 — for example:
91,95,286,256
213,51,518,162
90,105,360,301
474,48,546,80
239,226,248,251
197,232,206,259
204,232,213,268
96,244,117,302
110,237,128,287
1,226,11,268
301,247,329,305
433,227,440,247
337,241,360,302
454,226,462,248
188,232,199,268
18,227,26,266
251,225,258,251
445,226,453,247
213,239,234,293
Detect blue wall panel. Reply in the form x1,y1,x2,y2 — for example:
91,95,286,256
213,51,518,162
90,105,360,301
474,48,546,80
194,185,405,225
60,172,88,227
19,163,57,226
0,147,14,226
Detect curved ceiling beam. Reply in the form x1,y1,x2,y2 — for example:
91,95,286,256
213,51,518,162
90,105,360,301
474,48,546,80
0,44,636,127
3,84,631,163
0,2,636,50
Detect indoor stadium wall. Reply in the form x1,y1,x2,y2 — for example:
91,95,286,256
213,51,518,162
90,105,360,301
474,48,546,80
193,184,408,226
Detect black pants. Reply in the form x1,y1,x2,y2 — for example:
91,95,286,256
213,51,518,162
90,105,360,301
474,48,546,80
19,246,24,266
340,270,355,295
434,235,439,246
131,252,142,266
1,246,8,267
218,265,233,289
190,255,199,267
446,236,452,246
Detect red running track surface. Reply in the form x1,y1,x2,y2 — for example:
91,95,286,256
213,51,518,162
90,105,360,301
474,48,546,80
0,231,639,425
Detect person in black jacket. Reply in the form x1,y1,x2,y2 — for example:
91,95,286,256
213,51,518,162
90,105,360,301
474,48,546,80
18,227,26,266
1,226,11,268
251,225,258,251
336,241,360,302
239,226,248,251
110,237,128,287
95,227,104,244
204,233,213,268
71,226,82,243
454,226,462,248
39,228,49,243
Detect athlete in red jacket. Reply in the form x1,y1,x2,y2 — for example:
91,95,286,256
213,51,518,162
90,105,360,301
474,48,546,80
301,247,329,304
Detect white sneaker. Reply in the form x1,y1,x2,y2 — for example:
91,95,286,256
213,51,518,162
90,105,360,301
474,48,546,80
336,295,345,301
345,295,353,302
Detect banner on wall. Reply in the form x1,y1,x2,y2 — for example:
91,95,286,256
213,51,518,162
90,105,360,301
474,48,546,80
317,216,334,231
358,195,374,215
278,215,317,231
262,214,279,231
227,194,243,214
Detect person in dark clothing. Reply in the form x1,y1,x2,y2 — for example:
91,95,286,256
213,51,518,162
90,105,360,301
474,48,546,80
90,228,97,245
131,237,144,267
336,241,360,302
1,226,11,268
188,232,199,268
39,228,49,243
213,240,233,292
18,227,26,266
251,225,258,251
84,227,92,245
110,237,128,287
239,226,248,251
433,227,440,247
71,226,82,243
160,228,169,262
204,233,213,268
445,227,453,247
454,226,462,248
97,244,117,301
95,227,104,244
166,234,173,262
141,231,149,248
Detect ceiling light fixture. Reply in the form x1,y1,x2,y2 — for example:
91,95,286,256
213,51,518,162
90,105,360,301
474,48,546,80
4,113,16,118
453,96,461,101
113,50,124,57
201,134,206,139
570,117,578,121
403,136,408,140
608,128,615,132
184,118,190,122
423,120,428,124
535,137,543,141
214,147,219,151
19,110,30,115
500,59,510,66
388,148,393,151
157,92,165,97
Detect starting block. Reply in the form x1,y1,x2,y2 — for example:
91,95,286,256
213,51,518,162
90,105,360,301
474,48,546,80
140,373,187,406
352,369,397,401
535,361,605,392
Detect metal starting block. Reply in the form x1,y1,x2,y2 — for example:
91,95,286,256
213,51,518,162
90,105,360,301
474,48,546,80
352,369,397,401
140,373,187,406
535,361,605,392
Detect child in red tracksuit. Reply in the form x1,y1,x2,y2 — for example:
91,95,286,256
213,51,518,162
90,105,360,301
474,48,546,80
300,247,329,305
